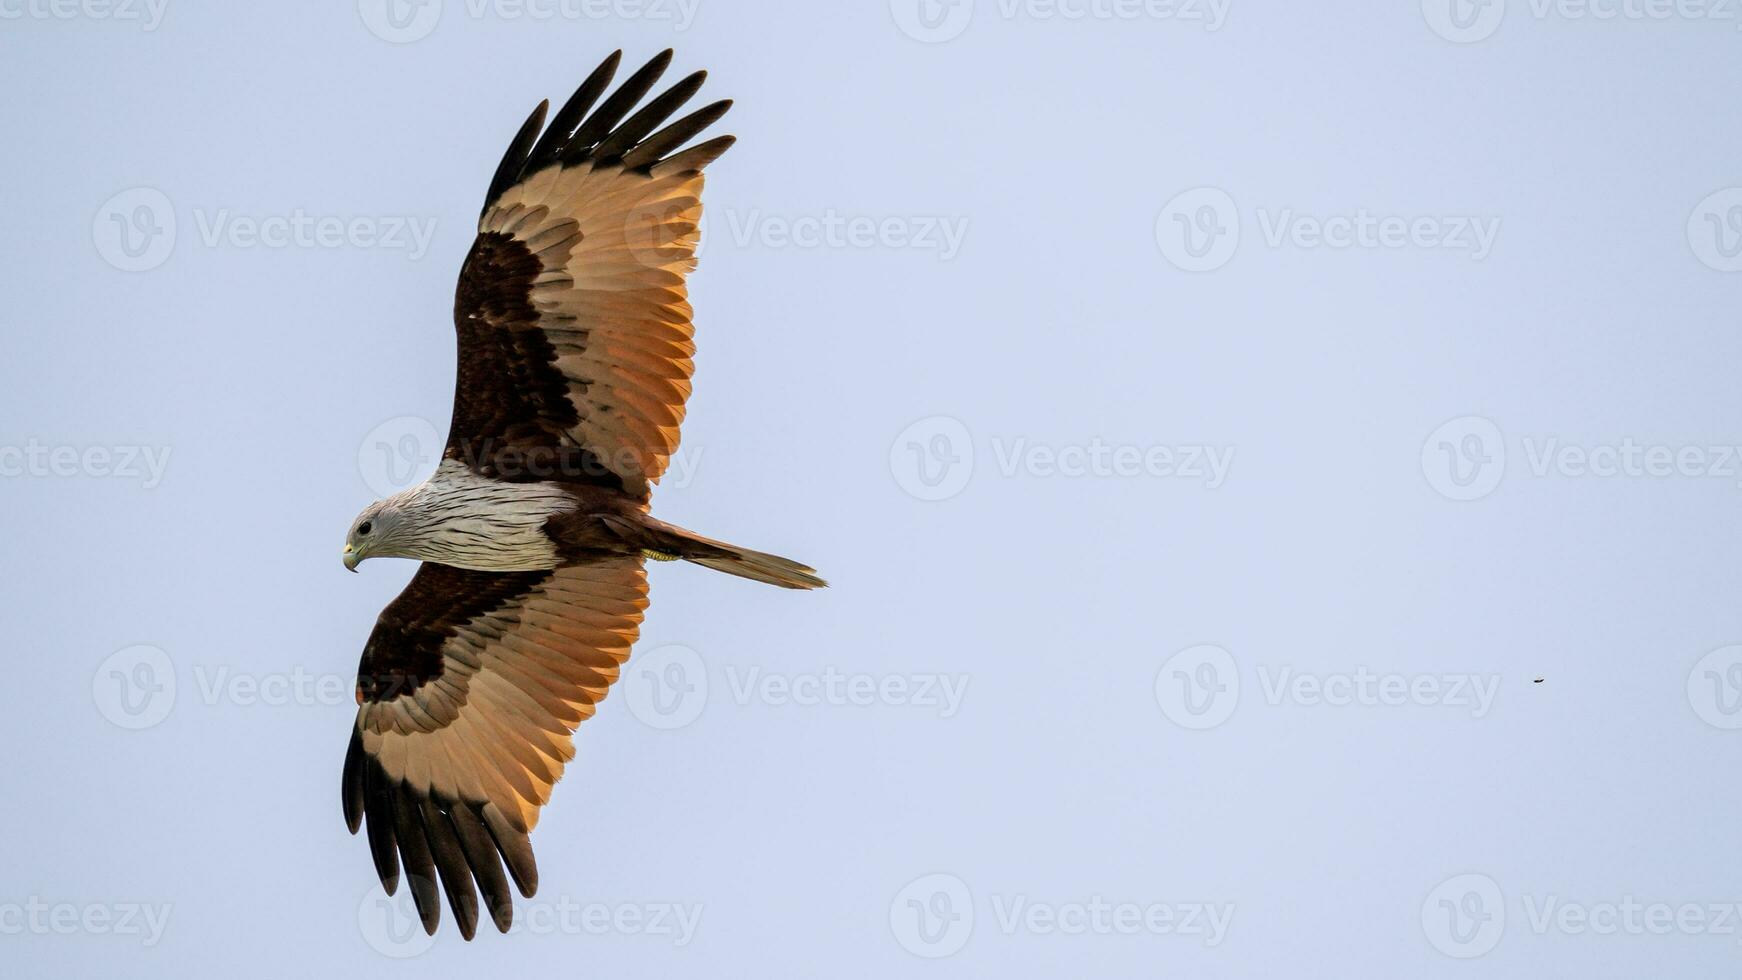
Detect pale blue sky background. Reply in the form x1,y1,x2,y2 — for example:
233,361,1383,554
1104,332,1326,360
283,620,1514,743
3,0,1742,976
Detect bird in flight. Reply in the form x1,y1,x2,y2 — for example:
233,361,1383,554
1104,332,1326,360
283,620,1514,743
338,50,824,940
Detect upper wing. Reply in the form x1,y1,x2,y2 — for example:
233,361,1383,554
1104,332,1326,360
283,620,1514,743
341,558,649,939
447,49,734,500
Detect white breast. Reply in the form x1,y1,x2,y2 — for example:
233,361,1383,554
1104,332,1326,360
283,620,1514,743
403,460,578,571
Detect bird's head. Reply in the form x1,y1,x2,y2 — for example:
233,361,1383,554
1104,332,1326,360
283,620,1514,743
343,498,406,572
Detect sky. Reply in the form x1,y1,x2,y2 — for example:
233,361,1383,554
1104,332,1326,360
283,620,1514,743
3,0,1742,976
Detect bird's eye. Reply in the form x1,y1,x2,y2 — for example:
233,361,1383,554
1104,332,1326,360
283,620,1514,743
357,521,373,536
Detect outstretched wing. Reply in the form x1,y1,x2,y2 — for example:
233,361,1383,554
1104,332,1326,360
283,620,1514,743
341,558,649,938
447,49,734,500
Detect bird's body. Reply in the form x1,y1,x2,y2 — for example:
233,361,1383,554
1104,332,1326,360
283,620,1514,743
336,49,823,940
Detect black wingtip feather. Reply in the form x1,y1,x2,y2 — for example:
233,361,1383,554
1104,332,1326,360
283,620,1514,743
592,70,707,164
393,797,442,935
354,742,531,937
362,761,400,895
482,805,539,899
562,49,674,160
341,728,365,835
480,50,733,212
481,99,549,217
621,99,732,171
420,799,481,941
448,804,516,933
657,134,736,175
526,50,623,171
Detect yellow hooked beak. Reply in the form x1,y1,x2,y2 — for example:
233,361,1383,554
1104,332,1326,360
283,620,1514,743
342,543,361,573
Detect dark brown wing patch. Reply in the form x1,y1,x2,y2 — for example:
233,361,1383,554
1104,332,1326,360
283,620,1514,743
448,232,625,488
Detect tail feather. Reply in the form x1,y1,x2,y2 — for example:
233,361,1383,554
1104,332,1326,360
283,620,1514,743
597,514,827,590
690,550,827,590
